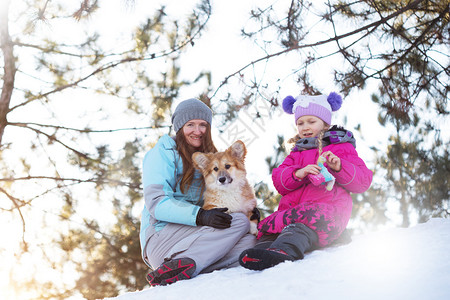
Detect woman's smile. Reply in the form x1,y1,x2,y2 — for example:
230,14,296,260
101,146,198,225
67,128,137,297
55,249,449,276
183,119,207,148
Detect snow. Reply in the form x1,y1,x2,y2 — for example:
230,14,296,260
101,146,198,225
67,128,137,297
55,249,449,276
106,218,450,300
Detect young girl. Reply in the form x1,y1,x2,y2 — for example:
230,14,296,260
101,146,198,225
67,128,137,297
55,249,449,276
239,92,373,270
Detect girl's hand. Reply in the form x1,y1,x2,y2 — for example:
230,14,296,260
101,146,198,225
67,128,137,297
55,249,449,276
295,164,321,180
322,151,341,172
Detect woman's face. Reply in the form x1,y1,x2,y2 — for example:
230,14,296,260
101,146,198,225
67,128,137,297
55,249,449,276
182,119,208,148
296,115,328,139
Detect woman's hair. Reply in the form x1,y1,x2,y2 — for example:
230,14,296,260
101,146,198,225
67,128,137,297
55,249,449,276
176,123,217,195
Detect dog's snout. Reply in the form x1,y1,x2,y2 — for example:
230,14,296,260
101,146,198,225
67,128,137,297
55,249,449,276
217,171,233,185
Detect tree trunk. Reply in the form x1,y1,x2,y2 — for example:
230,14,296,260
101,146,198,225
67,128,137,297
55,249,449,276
0,0,16,146
395,130,410,228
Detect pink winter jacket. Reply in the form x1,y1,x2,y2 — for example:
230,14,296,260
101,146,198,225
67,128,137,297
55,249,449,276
257,142,373,247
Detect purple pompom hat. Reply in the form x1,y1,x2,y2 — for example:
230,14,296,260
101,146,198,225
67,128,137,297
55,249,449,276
282,92,343,125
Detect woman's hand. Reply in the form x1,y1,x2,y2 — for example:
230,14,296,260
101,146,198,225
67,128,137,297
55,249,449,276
196,207,232,229
322,151,341,172
294,164,321,180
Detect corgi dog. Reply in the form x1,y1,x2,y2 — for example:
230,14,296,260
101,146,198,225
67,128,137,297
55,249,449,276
192,140,258,235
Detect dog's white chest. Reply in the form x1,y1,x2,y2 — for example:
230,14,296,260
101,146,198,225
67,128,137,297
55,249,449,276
215,189,247,213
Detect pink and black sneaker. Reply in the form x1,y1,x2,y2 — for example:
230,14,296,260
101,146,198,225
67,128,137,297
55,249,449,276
239,248,294,271
146,258,196,286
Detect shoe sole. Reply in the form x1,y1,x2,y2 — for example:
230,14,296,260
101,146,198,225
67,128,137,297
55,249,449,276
147,258,196,286
239,248,294,271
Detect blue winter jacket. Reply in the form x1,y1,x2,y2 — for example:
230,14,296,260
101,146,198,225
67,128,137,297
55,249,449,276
139,134,204,266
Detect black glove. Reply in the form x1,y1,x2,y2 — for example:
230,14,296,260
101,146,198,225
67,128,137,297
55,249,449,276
250,207,261,223
196,207,232,229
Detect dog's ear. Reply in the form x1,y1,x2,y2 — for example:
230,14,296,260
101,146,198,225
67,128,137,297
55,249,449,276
192,152,209,171
229,140,247,161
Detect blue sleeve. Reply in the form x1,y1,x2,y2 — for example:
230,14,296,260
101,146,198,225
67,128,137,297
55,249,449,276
142,144,200,226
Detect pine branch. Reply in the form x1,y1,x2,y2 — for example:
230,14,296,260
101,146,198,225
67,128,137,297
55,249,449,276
211,0,426,98
364,2,448,93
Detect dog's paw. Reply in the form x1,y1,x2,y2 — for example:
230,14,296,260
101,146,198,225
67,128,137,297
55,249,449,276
249,221,258,236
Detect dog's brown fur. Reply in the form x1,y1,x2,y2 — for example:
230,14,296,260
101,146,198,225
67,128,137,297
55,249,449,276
192,140,258,235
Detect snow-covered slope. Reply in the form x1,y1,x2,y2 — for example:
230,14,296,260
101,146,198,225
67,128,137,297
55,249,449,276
106,218,450,300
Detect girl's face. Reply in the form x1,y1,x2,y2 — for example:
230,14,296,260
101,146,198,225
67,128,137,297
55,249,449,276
296,115,329,139
182,119,208,148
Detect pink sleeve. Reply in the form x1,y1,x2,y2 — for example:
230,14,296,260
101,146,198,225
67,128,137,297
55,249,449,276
272,154,307,195
329,145,373,193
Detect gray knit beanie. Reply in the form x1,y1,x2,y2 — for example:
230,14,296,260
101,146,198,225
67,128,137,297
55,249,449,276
171,98,213,132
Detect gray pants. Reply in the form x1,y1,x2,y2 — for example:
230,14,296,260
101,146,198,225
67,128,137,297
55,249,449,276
145,212,256,276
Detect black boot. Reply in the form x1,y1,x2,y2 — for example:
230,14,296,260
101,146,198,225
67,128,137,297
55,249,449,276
330,228,352,246
239,248,294,270
146,258,196,286
270,223,318,259
239,223,318,270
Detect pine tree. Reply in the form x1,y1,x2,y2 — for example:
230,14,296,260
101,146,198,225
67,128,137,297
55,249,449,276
212,0,448,227
1,0,212,298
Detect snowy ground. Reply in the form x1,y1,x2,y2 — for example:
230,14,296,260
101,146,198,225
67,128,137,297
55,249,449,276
106,218,450,300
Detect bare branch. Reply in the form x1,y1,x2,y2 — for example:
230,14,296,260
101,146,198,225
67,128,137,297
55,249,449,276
13,41,93,58
8,121,168,133
0,175,141,190
0,186,27,248
328,0,373,84
13,122,90,158
8,3,212,113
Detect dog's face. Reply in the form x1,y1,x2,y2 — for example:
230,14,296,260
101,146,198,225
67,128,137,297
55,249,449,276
192,140,247,189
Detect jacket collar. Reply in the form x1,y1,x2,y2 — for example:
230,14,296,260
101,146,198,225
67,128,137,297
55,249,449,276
292,126,356,152
159,134,177,150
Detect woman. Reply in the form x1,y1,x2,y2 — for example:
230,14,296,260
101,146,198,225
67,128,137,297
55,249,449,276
140,98,256,286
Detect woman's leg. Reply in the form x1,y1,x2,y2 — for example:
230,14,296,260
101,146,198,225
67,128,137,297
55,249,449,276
145,212,252,284
200,231,256,274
